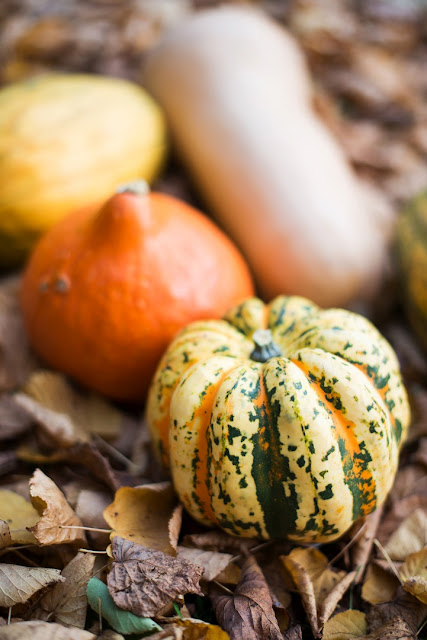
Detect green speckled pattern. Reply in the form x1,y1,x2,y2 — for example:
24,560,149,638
146,296,410,542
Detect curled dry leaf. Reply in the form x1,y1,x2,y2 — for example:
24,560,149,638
0,564,64,607
384,509,427,561
0,276,38,393
14,393,81,448
377,495,427,545
34,551,96,627
281,553,318,637
0,620,95,639
29,469,87,546
322,609,367,640
351,505,383,582
400,548,427,604
108,536,203,617
103,482,179,554
360,615,416,640
0,489,38,545
210,554,282,640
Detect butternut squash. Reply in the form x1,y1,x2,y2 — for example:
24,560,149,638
143,6,393,308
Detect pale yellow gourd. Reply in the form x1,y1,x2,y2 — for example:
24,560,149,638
0,73,167,268
143,6,393,308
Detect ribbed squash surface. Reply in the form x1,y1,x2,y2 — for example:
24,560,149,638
146,296,410,543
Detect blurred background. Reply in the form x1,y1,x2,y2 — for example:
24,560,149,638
2,0,427,210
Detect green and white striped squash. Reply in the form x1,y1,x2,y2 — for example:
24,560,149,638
396,192,427,351
146,296,410,543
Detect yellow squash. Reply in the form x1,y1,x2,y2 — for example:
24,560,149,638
0,73,167,269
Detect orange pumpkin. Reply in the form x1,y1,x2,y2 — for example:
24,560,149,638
21,181,254,402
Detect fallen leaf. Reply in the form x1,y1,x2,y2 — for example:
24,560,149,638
29,469,87,546
366,591,423,636
14,392,83,448
177,546,236,582
318,570,358,627
23,370,123,441
359,615,416,639
0,276,38,393
0,489,38,545
351,507,383,582
400,548,427,604
75,488,112,549
86,577,161,636
34,552,96,627
104,483,178,554
282,547,346,602
0,521,11,550
0,395,33,440
182,531,257,554
167,618,230,639
281,547,347,635
281,553,318,636
210,554,282,640
107,536,203,617
384,509,427,561
0,564,64,607
283,625,302,640
0,620,95,639
362,564,399,604
377,495,427,545
322,610,367,640
96,632,125,640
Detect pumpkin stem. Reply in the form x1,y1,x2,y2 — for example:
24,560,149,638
116,179,150,196
250,329,282,362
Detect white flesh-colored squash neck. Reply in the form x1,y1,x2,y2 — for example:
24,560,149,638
144,5,393,308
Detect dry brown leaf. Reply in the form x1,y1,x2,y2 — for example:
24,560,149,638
361,563,399,604
377,495,427,545
351,506,383,582
366,591,423,636
318,570,357,627
107,536,203,617
360,615,416,639
29,469,87,546
75,488,112,549
14,393,81,448
0,489,38,545
0,620,95,639
283,547,346,603
182,531,257,554
23,371,123,441
281,553,318,636
283,625,302,640
34,552,95,627
0,276,38,393
0,521,11,550
210,555,282,640
177,546,236,582
400,548,427,604
103,482,178,554
322,609,367,640
0,395,33,440
384,509,427,561
97,632,125,640
0,564,64,607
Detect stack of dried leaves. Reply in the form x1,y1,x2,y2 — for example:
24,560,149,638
1,1,427,638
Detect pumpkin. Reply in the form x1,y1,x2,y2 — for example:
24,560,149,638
143,6,393,308
146,296,410,543
0,73,167,269
21,181,254,402
395,192,427,351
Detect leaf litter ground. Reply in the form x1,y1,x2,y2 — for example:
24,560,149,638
1,1,427,638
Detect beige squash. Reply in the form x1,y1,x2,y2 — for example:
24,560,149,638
143,6,393,308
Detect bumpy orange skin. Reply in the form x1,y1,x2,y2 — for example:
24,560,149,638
21,189,254,402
